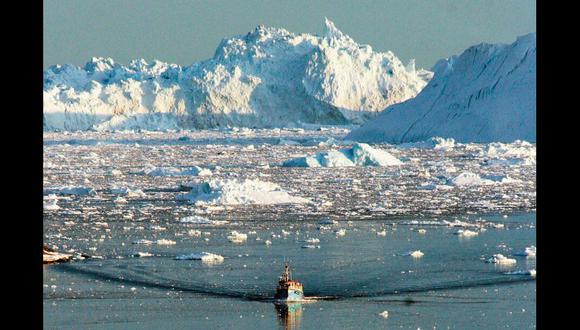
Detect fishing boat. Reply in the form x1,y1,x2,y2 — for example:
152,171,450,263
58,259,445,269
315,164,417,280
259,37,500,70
274,262,304,302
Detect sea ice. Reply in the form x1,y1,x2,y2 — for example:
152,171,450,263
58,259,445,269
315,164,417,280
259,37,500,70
486,254,517,265
180,216,229,226
455,229,479,237
177,179,310,205
515,245,536,258
409,250,424,258
282,143,402,167
175,252,225,263
227,231,248,243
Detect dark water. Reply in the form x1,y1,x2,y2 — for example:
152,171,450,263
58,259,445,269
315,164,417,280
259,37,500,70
44,213,535,329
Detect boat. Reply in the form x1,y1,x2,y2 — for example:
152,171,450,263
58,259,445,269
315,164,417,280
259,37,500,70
43,245,72,264
274,262,304,302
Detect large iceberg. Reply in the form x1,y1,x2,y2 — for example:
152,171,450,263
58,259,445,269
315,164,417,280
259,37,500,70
282,143,402,167
43,19,430,131
347,33,536,143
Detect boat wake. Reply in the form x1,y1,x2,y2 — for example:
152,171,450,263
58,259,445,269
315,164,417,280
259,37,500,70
52,261,534,303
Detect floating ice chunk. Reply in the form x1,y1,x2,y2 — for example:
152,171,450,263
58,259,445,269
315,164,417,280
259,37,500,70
335,229,346,236
43,195,61,211
180,215,229,226
318,218,338,225
449,172,495,186
282,143,402,167
132,252,153,258
141,166,210,177
409,250,424,258
156,239,176,245
132,239,154,245
44,186,96,196
455,229,479,237
505,269,536,277
486,254,516,265
177,179,310,205
398,137,456,150
227,231,248,243
379,311,389,319
110,169,123,176
187,229,202,237
515,245,536,258
114,196,128,204
278,138,302,146
175,252,225,263
110,187,146,197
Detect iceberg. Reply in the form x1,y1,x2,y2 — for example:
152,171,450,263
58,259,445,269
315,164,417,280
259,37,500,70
282,143,402,167
177,178,310,205
44,19,430,131
347,33,536,143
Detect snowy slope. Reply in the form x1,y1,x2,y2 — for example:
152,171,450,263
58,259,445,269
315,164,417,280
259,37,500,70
347,33,536,143
44,19,430,131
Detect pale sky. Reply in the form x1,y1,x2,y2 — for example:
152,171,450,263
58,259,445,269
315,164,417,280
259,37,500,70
44,0,535,70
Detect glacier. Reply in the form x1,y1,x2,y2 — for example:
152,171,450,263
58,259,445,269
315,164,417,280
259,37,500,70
347,33,536,143
44,19,430,131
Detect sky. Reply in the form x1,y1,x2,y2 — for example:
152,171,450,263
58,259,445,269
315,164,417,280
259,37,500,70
43,0,535,70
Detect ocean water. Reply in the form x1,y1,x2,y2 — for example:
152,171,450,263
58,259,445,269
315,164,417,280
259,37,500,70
44,129,535,328
44,213,535,329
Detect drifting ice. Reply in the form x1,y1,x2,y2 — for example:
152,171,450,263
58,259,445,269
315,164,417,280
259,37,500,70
175,252,225,263
177,179,310,205
282,143,402,167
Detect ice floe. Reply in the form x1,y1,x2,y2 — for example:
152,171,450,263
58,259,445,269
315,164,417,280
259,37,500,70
449,172,495,187
43,194,61,210
140,166,211,177
175,252,225,263
179,215,229,226
486,254,516,265
227,231,248,243
409,250,424,258
515,245,536,258
43,186,96,196
454,229,479,237
177,179,310,205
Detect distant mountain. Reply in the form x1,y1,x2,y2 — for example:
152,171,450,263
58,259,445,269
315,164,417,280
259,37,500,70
43,18,430,131
347,33,536,143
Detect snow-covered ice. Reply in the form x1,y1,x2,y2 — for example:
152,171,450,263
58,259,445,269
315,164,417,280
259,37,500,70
515,245,536,258
43,129,535,220
347,34,535,143
486,254,517,265
227,231,248,243
282,143,402,167
175,252,225,263
177,178,310,205
44,19,430,131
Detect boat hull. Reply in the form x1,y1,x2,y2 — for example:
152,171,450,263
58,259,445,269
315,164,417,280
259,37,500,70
275,288,304,302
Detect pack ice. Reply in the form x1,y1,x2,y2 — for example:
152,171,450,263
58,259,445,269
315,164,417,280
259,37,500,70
347,33,536,143
43,18,430,131
282,143,402,167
